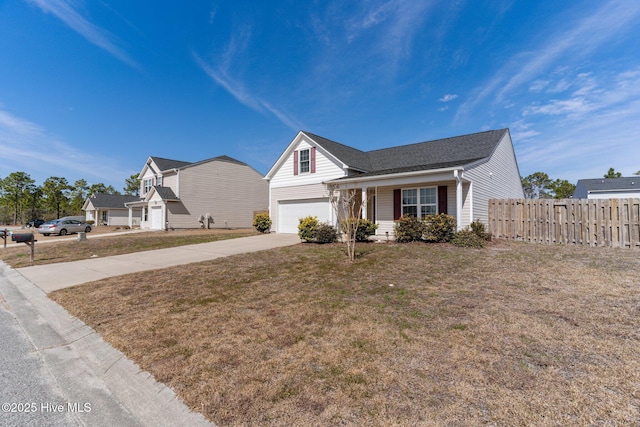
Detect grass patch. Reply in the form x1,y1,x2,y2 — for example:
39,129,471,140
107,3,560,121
0,228,254,268
50,241,640,426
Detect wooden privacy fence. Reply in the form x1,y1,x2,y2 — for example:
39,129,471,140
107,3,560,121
489,198,640,249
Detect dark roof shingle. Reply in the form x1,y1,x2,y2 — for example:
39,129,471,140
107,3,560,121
87,193,140,208
302,128,507,176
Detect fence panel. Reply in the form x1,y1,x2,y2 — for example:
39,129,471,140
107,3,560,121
489,198,640,249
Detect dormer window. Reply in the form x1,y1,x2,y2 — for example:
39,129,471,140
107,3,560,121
299,149,310,173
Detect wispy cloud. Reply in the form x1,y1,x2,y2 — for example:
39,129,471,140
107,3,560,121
439,94,458,102
193,53,304,131
457,0,640,120
26,0,139,69
0,108,131,184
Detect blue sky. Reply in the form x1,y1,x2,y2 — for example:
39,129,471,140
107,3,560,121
1,1,639,190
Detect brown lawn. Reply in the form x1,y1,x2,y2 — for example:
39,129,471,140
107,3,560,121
0,228,254,268
50,240,640,426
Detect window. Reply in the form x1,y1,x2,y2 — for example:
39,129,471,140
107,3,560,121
143,207,148,221
299,149,310,173
157,176,163,186
402,187,437,217
143,178,153,194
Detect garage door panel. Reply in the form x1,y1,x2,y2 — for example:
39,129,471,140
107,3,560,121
278,199,331,233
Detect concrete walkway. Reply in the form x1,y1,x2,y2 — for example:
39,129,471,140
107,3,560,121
0,233,300,426
18,233,300,293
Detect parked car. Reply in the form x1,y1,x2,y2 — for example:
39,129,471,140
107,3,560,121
26,219,45,228
37,219,92,236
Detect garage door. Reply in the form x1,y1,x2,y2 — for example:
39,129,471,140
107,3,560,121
278,198,332,233
150,206,163,230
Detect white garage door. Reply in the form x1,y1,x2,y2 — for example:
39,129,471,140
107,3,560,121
150,206,163,230
278,198,332,233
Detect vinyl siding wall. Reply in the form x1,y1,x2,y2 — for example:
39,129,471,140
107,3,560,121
270,183,333,232
167,160,268,229
269,138,346,189
373,181,466,236
464,133,524,225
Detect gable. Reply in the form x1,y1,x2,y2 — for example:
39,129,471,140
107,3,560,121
267,133,347,187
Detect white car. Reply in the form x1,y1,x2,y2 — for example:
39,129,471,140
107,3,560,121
37,219,92,236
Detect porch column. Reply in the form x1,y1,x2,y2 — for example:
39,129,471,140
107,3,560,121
455,170,463,230
361,187,368,220
128,206,133,228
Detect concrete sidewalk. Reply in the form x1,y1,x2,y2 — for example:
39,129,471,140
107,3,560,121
0,232,300,426
18,233,300,293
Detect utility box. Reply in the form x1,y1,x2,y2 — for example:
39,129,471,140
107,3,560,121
11,232,34,243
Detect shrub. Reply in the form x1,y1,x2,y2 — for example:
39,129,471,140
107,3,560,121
394,215,424,243
356,218,378,242
423,213,456,243
469,219,492,241
341,218,379,242
315,222,338,243
451,228,486,248
253,213,272,233
298,216,319,242
86,220,95,225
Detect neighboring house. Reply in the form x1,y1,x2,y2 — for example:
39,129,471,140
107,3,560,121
124,155,268,230
573,177,640,199
83,193,142,226
265,128,524,235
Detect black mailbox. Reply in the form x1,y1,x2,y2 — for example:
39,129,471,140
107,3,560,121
11,232,34,243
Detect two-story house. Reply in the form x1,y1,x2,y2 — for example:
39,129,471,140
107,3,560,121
125,155,268,230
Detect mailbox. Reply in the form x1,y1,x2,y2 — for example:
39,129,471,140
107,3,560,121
11,232,34,243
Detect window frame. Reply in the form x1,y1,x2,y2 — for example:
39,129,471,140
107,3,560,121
143,178,153,194
401,186,438,218
299,149,310,174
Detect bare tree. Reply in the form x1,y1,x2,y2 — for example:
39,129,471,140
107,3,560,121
327,182,370,262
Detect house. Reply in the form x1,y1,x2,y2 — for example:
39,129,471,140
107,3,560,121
572,177,640,199
83,193,142,226
124,155,268,230
264,128,524,235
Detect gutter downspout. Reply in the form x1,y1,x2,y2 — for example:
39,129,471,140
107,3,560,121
454,169,463,231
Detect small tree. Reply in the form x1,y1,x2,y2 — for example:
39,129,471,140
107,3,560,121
327,183,372,262
604,167,622,178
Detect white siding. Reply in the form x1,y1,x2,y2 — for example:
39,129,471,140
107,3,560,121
465,132,524,225
270,183,331,232
374,181,462,237
588,191,640,199
270,138,346,188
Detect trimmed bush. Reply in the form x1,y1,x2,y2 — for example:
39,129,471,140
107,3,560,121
356,218,378,242
315,222,338,243
451,228,486,248
253,213,272,233
298,216,319,242
423,213,456,243
394,215,424,243
342,218,379,242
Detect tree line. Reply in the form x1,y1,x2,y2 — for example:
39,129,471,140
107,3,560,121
0,172,140,225
522,167,639,199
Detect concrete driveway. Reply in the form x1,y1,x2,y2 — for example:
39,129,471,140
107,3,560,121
0,232,300,426
17,233,300,293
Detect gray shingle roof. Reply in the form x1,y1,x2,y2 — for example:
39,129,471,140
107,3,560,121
575,177,640,192
150,156,192,171
302,128,507,176
88,193,140,208
153,186,179,201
